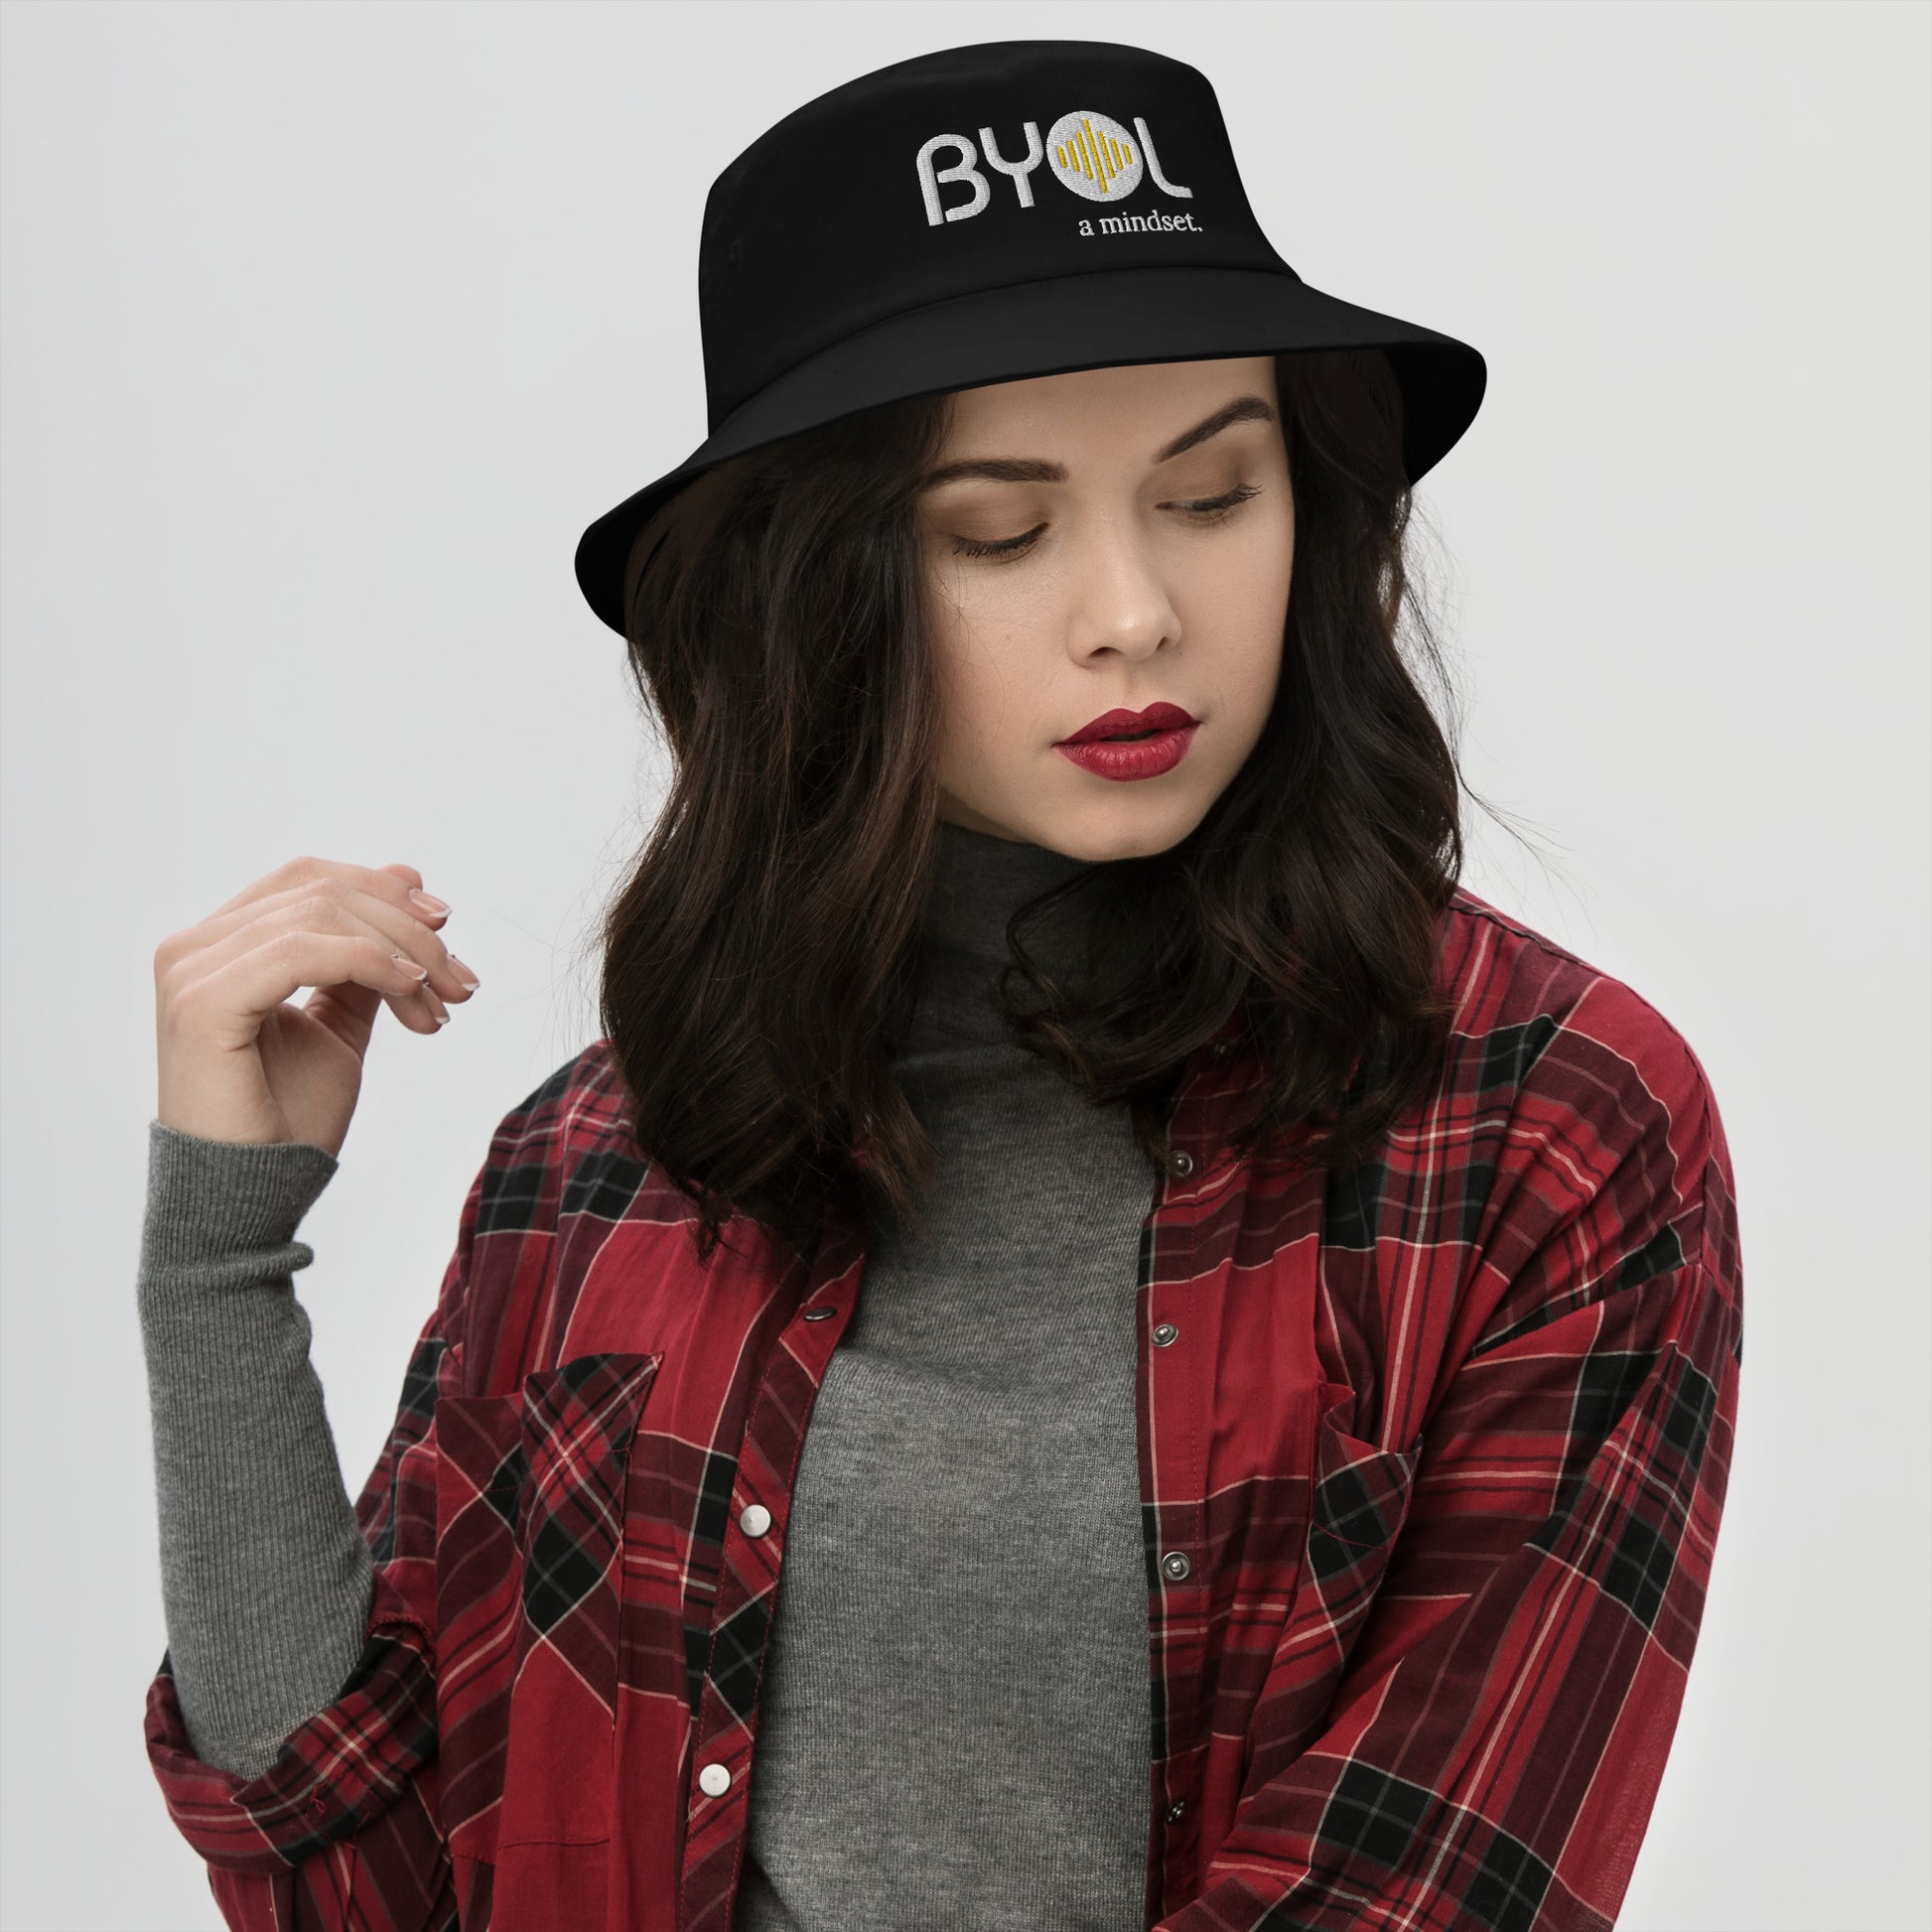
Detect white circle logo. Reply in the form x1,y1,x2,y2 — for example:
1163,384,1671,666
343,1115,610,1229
1045,110,1144,202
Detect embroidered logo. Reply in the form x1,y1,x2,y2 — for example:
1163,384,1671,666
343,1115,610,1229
1045,110,1144,201
916,110,1194,226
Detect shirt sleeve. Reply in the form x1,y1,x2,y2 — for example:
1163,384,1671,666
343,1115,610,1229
1158,992,1745,1932
137,1123,378,1782
142,1148,488,1932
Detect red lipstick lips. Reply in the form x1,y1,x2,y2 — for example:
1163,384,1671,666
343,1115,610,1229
1053,701,1201,782
1057,701,1198,745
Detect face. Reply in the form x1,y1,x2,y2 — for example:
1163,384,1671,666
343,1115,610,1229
917,355,1294,862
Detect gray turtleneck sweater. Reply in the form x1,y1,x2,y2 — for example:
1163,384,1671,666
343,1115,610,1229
139,820,1161,1929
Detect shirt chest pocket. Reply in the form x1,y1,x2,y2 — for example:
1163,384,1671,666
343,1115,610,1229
1303,1379,1425,1674
432,1351,661,1865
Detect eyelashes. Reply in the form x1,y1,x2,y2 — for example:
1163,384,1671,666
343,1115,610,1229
948,483,1265,562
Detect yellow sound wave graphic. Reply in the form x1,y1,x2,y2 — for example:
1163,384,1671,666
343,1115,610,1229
1054,118,1135,194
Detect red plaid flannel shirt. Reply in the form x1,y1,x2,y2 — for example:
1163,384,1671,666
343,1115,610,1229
144,885,1743,1931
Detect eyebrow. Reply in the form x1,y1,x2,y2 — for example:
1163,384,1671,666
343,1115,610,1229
917,391,1277,491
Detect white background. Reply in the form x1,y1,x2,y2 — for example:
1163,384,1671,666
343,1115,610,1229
3,3,1926,1927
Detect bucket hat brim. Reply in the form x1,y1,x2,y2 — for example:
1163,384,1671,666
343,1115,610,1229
573,262,1484,637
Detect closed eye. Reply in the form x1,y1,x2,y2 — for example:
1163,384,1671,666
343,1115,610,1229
948,483,1264,562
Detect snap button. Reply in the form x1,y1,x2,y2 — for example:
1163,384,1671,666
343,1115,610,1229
697,1762,732,1797
740,1503,771,1537
1161,1551,1190,1581
1169,1149,1194,1177
802,1306,836,1321
1152,1322,1178,1346
1168,1799,1187,1822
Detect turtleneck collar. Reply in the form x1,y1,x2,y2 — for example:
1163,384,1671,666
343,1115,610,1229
902,819,1102,1051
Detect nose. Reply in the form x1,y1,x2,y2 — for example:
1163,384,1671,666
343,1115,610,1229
1063,511,1180,663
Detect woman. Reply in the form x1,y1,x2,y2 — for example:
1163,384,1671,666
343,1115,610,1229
139,38,1742,1932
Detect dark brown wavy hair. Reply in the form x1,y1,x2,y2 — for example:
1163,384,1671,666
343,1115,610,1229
596,349,1529,1268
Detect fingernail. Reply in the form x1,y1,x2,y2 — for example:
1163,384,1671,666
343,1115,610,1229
410,891,451,915
448,955,480,990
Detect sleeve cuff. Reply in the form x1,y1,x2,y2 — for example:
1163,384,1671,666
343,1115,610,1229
141,1119,341,1270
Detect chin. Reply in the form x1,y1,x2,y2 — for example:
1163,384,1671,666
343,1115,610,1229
1035,789,1212,866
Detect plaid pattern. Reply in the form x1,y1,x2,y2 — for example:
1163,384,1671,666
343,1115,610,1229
144,884,1743,1932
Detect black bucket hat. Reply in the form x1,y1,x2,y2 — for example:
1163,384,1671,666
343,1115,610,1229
573,37,1486,637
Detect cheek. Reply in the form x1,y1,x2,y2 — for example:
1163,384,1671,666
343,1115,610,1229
1184,515,1292,736
1182,508,1293,642
1245,492,1297,607
934,557,1051,646
928,594,1032,763
929,560,1051,697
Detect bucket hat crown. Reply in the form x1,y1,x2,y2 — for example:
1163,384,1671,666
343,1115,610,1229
574,37,1485,635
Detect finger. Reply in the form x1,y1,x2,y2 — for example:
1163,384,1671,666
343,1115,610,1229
168,930,445,1054
195,856,433,933
301,973,444,1056
165,877,478,1007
